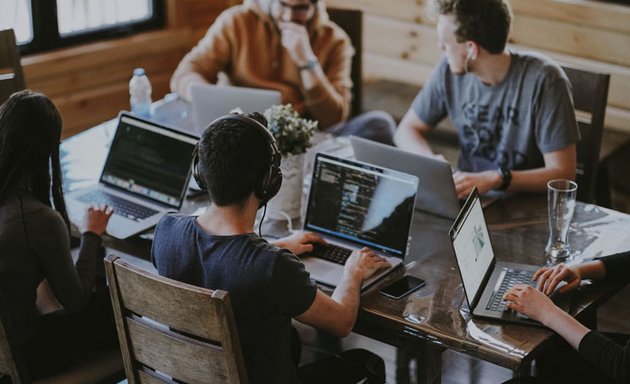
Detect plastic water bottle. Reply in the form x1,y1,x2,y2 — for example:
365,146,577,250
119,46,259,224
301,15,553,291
129,68,152,118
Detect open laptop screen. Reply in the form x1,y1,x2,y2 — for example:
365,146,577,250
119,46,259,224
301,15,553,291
304,154,418,258
450,191,495,306
100,114,197,208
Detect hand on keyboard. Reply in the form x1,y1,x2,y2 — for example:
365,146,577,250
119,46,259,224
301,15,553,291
533,264,581,296
85,204,114,236
344,247,391,281
502,284,555,324
273,231,327,256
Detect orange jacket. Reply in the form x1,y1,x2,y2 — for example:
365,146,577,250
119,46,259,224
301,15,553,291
170,0,353,129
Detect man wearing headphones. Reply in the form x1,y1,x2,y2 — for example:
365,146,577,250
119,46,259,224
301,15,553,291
151,112,389,383
395,0,580,199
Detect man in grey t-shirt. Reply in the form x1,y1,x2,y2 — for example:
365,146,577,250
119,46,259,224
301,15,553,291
395,0,579,199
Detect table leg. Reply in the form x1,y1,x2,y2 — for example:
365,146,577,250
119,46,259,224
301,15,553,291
396,343,444,384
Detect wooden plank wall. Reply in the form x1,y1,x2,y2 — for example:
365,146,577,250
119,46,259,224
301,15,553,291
21,0,236,138
326,0,630,134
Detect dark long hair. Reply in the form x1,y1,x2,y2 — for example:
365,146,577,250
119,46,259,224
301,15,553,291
0,90,70,231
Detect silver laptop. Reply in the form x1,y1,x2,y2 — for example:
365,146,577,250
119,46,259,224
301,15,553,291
449,188,571,325
66,113,198,239
351,136,460,219
190,83,281,132
301,153,418,290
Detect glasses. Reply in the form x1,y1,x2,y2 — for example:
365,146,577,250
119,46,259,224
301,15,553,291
277,0,314,14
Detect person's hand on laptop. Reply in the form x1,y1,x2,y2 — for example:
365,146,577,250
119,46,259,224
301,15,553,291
344,247,392,281
85,204,114,236
273,230,326,255
453,170,502,199
503,284,557,324
532,264,582,296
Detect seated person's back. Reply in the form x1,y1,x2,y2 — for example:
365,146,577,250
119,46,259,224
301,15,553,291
152,112,390,383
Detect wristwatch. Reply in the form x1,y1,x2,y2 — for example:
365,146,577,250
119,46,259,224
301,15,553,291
496,166,512,191
299,58,319,71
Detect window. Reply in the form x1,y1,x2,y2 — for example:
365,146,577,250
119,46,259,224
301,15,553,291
0,0,164,54
0,0,33,44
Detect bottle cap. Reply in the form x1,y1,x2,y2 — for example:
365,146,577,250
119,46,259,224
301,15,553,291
133,68,145,76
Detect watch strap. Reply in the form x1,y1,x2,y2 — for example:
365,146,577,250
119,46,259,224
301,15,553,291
299,58,319,71
497,167,512,191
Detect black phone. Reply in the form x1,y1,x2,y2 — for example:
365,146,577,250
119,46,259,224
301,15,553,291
379,275,426,300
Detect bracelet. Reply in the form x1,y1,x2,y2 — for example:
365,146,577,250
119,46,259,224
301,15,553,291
298,58,319,71
496,167,512,191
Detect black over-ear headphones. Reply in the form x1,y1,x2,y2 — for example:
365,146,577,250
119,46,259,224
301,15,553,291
192,114,282,206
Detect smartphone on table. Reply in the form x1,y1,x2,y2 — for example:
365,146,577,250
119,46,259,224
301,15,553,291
379,275,426,300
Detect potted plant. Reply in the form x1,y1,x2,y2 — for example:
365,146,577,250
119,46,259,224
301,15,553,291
263,104,317,220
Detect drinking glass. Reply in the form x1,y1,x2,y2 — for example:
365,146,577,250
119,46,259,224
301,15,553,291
545,179,578,263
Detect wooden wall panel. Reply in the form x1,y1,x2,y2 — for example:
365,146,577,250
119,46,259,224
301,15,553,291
23,30,193,138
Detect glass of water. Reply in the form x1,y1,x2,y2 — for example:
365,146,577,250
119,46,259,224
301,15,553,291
545,179,578,263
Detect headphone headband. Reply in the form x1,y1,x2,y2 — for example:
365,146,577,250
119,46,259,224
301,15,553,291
192,113,282,206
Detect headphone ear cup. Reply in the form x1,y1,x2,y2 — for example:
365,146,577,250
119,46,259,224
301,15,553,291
266,165,283,201
191,149,207,191
254,164,282,206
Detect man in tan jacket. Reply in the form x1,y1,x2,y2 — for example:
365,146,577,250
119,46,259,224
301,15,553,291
171,0,395,144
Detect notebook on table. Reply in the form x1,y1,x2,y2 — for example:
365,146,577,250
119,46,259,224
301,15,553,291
190,83,281,132
66,112,197,239
449,188,572,325
300,153,419,290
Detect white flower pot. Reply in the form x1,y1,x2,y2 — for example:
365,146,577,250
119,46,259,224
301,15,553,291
267,153,305,220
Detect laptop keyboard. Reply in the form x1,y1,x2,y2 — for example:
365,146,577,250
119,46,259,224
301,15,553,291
77,190,158,222
486,268,534,312
310,243,353,265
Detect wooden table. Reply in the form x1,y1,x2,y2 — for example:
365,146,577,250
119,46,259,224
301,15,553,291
61,100,630,383
354,194,630,382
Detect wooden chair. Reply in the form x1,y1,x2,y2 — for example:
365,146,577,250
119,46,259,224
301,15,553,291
0,292,123,384
561,65,610,203
104,254,248,384
0,29,26,105
328,8,363,118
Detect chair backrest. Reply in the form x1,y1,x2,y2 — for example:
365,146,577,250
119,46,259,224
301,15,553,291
561,65,610,203
0,29,26,105
104,255,248,384
328,8,363,118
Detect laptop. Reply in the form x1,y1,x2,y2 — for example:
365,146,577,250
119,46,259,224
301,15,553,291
66,112,198,239
190,83,281,132
351,136,460,219
301,153,419,290
449,187,571,325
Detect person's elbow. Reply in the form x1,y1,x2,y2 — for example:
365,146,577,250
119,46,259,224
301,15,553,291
331,313,355,337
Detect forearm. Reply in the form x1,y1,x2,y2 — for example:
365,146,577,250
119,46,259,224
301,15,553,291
542,306,590,350
394,124,435,157
577,260,607,281
302,66,349,129
508,165,575,193
330,271,363,335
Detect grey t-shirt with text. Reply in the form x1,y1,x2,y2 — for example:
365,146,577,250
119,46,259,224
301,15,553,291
412,51,579,172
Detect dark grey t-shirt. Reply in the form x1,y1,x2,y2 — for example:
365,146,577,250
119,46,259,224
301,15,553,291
152,214,317,384
412,51,580,172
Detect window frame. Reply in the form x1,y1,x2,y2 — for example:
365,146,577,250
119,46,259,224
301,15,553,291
19,0,165,55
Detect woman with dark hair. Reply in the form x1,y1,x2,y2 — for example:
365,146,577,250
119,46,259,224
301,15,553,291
0,90,117,378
